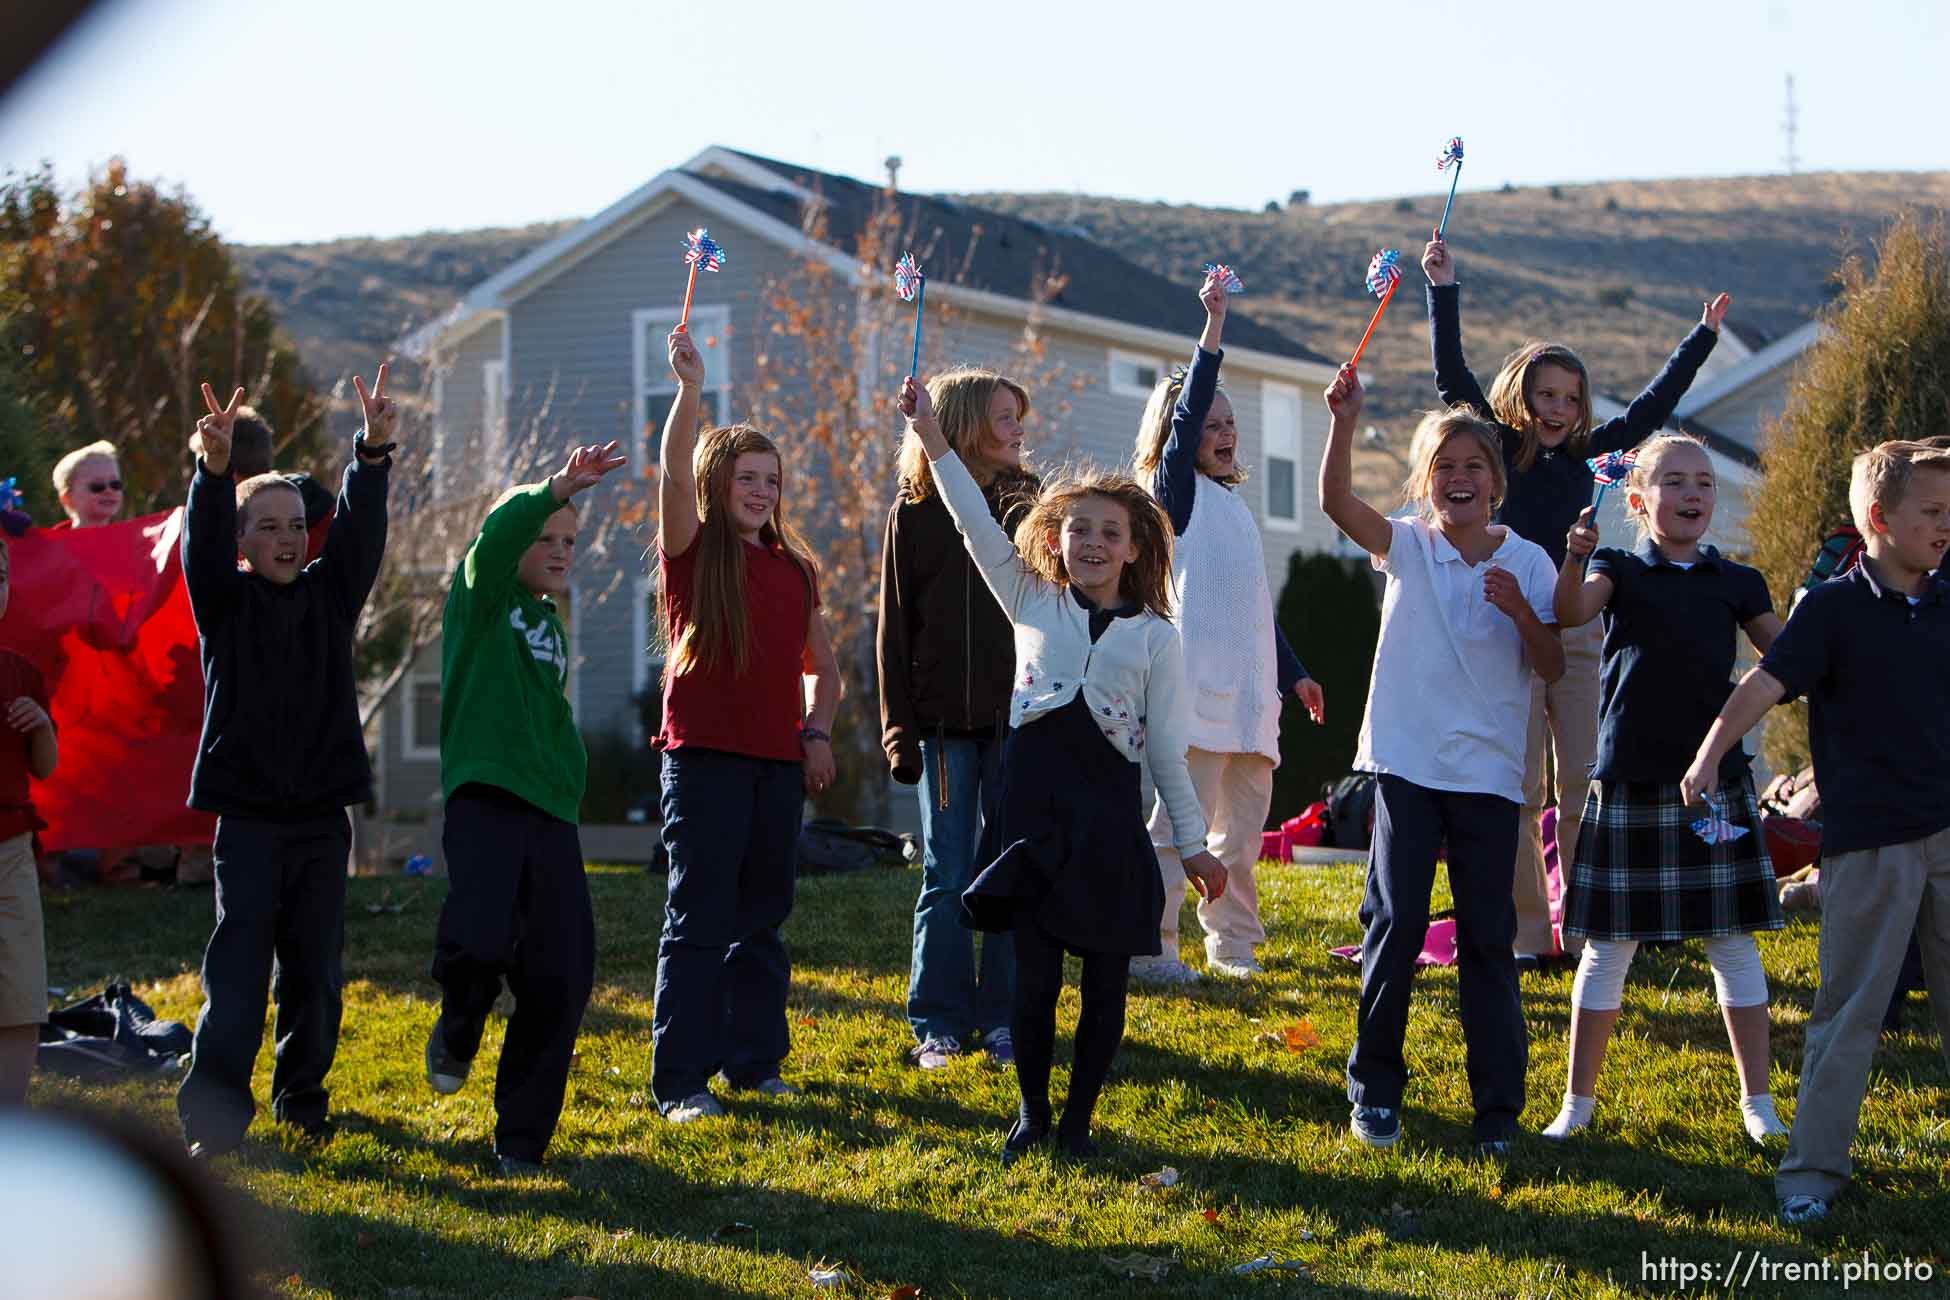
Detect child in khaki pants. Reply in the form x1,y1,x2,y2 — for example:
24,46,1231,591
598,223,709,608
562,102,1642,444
0,537,59,1103
1685,440,1950,1225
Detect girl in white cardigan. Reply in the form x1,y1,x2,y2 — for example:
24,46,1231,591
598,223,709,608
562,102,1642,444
898,375,1226,1164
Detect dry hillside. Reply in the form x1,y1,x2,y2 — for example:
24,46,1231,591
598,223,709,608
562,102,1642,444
235,172,1950,462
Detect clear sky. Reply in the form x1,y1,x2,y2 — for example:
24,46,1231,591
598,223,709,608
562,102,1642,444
1,0,1943,246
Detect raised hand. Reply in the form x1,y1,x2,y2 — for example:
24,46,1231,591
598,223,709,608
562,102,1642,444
1565,506,1600,560
352,363,399,447
551,441,628,501
1701,292,1732,331
1325,363,1364,419
1182,849,1228,903
668,328,705,388
192,382,247,474
6,696,51,734
1199,269,1230,321
1293,677,1325,726
1422,232,1455,286
1483,565,1527,619
897,375,935,426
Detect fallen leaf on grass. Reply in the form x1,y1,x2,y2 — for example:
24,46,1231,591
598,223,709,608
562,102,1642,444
1281,1020,1322,1051
1233,1255,1311,1277
1487,1186,1503,1200
1101,1252,1172,1282
710,1222,756,1243
1139,1166,1180,1189
798,1017,817,1027
809,1264,851,1289
1201,1208,1220,1225
611,1228,634,1241
889,1286,921,1300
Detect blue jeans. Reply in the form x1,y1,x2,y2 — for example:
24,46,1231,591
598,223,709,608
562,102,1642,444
651,748,802,1108
907,734,1014,1042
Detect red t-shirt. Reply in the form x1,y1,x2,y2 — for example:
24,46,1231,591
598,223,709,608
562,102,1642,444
0,650,49,841
657,539,817,762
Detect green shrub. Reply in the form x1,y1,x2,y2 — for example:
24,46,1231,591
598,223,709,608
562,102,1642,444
1595,283,1636,308
1270,551,1380,826
1747,209,1950,772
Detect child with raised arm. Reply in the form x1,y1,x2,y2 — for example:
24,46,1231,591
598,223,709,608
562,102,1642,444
878,366,1039,1070
651,329,841,1125
1683,440,1950,1226
175,371,396,1159
1546,434,1787,1143
1319,368,1563,1155
1423,234,1729,962
0,538,57,1104
421,437,627,1176
1131,271,1325,984
898,372,1227,1163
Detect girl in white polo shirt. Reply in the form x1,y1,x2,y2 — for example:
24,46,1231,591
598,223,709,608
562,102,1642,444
897,374,1228,1165
1318,366,1564,1156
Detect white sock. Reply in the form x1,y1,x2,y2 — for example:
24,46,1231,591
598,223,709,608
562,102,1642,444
1742,1093,1788,1141
1541,1093,1595,1139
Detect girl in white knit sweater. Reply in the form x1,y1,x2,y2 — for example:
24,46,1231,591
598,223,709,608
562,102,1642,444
897,374,1226,1164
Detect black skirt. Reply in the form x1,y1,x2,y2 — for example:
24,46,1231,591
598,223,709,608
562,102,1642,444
960,694,1164,957
1564,772,1784,942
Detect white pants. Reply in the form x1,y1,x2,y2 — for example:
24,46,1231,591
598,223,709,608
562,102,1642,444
1571,934,1770,1011
1147,748,1274,964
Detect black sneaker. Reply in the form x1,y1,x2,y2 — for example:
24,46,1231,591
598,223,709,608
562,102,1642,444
1000,1116,1049,1166
187,1139,239,1163
496,1154,544,1178
425,1019,471,1095
1472,1139,1512,1161
289,1116,337,1144
1350,1105,1401,1148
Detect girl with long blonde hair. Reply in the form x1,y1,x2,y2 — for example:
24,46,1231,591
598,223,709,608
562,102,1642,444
649,328,842,1125
878,366,1039,1070
1422,231,1731,966
898,370,1225,1164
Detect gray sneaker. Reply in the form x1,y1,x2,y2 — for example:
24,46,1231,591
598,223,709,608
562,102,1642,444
748,1077,800,1097
1206,953,1265,980
983,1029,1015,1066
1129,956,1201,986
910,1035,962,1070
664,1092,726,1124
425,1019,470,1095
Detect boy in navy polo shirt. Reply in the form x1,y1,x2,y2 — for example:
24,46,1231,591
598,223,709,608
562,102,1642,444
1684,439,1950,1226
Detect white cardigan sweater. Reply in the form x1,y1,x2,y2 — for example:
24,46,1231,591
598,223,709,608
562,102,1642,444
933,451,1209,855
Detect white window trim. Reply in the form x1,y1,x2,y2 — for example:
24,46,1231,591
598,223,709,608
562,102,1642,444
482,357,508,469
1260,380,1303,533
402,653,441,762
566,583,581,723
632,305,732,443
429,367,447,499
1108,348,1168,400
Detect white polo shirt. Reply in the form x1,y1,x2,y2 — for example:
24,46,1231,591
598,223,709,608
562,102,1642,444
1355,516,1558,804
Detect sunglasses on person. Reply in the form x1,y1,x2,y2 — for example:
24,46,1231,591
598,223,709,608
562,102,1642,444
86,479,124,494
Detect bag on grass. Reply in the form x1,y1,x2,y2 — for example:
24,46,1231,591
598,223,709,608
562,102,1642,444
1323,774,1377,851
36,982,191,1080
796,819,912,875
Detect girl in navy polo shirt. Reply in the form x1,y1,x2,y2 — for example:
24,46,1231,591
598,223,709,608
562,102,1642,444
1423,234,1729,963
650,329,843,1125
1547,434,1788,1142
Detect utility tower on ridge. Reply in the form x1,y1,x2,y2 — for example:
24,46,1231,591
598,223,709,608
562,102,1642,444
1781,75,1801,176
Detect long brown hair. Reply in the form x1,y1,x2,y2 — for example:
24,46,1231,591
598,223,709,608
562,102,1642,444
1012,469,1175,620
1131,368,1245,488
896,367,1030,501
660,422,819,677
1487,341,1594,472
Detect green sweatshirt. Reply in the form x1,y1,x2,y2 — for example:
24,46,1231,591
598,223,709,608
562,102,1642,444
439,481,587,822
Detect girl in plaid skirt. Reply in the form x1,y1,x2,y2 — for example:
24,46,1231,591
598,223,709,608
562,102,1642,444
1547,434,1789,1143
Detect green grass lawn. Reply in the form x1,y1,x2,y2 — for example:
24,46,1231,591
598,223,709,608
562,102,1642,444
33,862,1948,1299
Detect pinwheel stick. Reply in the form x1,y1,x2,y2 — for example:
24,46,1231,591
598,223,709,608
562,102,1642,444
679,263,700,331
1349,277,1400,371
1437,159,1464,240
908,276,926,378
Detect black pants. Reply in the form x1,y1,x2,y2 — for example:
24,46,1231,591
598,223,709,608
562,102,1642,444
177,812,350,1152
1011,918,1130,1143
430,784,594,1164
1346,774,1526,1141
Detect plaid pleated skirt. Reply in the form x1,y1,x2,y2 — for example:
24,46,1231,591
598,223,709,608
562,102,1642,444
1564,773,1785,942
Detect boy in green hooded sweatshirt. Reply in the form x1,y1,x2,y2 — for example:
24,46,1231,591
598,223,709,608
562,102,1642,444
422,439,626,1175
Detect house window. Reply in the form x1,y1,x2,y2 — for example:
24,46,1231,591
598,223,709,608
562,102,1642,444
1108,349,1167,400
632,574,667,743
634,305,731,462
1261,382,1302,530
403,655,441,761
482,358,508,467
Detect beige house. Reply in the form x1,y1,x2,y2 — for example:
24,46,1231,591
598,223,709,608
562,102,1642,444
386,147,1340,830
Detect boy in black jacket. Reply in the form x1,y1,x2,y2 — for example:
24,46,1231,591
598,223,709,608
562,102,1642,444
175,372,397,1159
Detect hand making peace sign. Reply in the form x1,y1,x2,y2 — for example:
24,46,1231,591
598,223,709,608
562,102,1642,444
352,362,400,451
192,382,247,475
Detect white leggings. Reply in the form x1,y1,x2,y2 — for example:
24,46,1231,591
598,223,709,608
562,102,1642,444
1571,935,1769,1011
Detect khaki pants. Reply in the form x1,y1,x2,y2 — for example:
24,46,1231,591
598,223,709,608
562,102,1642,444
1147,748,1274,964
1775,825,1950,1203
1515,621,1601,955
0,832,47,1027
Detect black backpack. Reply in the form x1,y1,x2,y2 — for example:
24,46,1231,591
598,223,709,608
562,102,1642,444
1324,774,1378,851
796,819,913,875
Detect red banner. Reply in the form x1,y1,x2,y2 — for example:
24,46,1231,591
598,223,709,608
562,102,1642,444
0,511,214,851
